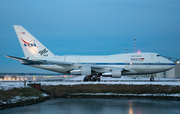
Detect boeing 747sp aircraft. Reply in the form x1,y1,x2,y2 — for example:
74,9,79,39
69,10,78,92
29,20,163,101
5,25,175,82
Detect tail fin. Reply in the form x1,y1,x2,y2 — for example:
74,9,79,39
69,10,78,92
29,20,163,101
13,25,54,58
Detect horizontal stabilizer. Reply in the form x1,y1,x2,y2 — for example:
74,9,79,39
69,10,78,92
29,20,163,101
5,55,44,64
5,55,73,66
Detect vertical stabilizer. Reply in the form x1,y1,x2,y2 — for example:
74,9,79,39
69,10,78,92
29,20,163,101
13,25,54,58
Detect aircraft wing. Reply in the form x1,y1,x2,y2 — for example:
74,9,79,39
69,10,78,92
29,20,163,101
5,55,128,75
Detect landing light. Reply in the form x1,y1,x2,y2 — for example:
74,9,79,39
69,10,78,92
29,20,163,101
137,51,141,53
177,61,179,64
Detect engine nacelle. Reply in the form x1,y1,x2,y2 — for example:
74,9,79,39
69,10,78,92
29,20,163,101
111,69,121,78
70,69,81,75
102,69,121,78
70,66,91,75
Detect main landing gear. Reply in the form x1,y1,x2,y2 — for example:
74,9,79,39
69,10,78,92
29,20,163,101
83,75,101,82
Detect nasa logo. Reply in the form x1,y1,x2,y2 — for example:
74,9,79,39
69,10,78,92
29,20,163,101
21,38,38,47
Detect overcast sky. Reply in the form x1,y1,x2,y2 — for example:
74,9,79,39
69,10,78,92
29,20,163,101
0,0,180,73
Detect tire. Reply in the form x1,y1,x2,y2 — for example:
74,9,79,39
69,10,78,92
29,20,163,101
92,78,96,82
97,78,100,82
150,78,154,82
83,78,87,82
83,78,86,82
88,78,91,81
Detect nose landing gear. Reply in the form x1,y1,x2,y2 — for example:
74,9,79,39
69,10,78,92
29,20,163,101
150,74,155,82
150,77,154,82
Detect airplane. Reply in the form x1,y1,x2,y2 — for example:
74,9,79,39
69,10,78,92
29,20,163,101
5,25,175,82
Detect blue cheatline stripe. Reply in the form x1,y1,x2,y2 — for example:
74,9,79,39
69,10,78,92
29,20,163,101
80,63,175,65
22,62,175,66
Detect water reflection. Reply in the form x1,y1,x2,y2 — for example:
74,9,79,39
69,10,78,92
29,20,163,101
129,100,133,114
0,99,180,114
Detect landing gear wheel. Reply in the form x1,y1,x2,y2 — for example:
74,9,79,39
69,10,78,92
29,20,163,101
88,78,91,81
92,78,96,82
83,78,87,82
97,78,100,82
150,77,154,82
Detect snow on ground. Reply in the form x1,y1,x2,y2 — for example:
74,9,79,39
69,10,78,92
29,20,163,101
70,93,180,97
0,81,25,90
69,75,180,81
0,79,180,104
40,77,180,86
0,77,180,90
40,81,180,86
0,94,47,105
71,93,180,97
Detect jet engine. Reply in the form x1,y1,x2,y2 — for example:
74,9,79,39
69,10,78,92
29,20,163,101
70,66,91,75
102,69,121,78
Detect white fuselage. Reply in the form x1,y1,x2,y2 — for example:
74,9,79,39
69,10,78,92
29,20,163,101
28,52,175,75
11,25,175,78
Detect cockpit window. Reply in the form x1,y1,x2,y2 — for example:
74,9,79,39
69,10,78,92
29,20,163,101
157,55,161,57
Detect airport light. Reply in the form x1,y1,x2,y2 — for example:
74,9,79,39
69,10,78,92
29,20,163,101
137,51,141,53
